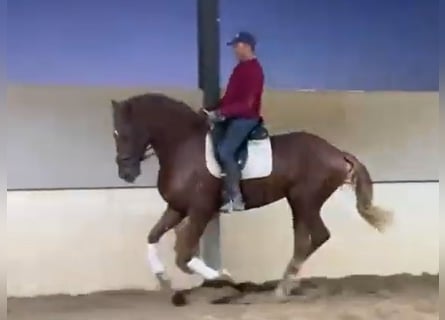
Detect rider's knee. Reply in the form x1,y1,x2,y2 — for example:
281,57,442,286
217,145,234,165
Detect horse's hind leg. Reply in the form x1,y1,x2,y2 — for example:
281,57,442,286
275,195,330,300
146,206,185,290
275,208,311,299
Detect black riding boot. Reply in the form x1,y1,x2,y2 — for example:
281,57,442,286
220,178,233,213
220,167,245,213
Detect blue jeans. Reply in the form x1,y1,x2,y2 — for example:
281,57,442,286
216,118,259,177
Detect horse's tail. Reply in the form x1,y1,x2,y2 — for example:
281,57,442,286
344,153,393,233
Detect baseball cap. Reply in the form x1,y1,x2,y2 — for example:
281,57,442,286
226,31,256,48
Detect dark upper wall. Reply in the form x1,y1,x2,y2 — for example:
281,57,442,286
8,0,438,91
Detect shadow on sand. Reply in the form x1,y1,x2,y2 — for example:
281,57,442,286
171,273,438,306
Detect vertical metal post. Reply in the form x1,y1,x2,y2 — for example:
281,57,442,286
197,0,221,270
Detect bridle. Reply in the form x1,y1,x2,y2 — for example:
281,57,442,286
114,129,156,163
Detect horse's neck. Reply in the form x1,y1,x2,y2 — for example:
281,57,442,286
148,115,204,164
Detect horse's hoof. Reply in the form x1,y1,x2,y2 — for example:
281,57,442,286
171,291,187,306
274,286,291,303
217,269,234,282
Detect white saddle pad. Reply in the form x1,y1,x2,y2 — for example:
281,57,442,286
205,134,273,180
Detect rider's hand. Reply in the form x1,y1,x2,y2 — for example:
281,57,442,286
197,107,208,117
199,107,225,122
207,110,226,122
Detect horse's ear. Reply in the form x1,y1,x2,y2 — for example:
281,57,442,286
111,100,120,109
111,99,132,120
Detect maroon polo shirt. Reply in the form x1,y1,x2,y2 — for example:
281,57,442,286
219,58,264,119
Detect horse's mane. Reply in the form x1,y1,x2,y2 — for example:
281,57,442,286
125,92,201,121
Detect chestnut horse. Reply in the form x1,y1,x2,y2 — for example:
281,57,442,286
111,93,392,303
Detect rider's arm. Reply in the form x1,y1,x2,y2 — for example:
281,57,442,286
203,65,240,112
220,64,263,118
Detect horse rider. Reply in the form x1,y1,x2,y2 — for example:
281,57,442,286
204,31,265,213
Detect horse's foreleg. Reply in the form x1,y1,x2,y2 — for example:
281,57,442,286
172,217,199,275
146,206,184,290
175,212,228,280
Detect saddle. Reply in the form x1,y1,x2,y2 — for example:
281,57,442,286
210,120,269,170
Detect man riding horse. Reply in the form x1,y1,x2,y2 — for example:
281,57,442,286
110,33,393,304
205,31,264,213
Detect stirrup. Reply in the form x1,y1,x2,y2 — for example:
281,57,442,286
232,197,245,211
231,184,245,211
220,200,234,213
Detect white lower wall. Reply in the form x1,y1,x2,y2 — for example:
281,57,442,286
221,183,439,282
7,183,438,297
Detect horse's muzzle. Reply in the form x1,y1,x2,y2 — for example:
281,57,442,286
119,171,136,183
118,165,140,183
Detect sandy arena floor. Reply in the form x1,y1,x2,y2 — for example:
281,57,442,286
8,274,438,320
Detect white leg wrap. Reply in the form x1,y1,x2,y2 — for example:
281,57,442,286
186,257,220,280
147,243,165,274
